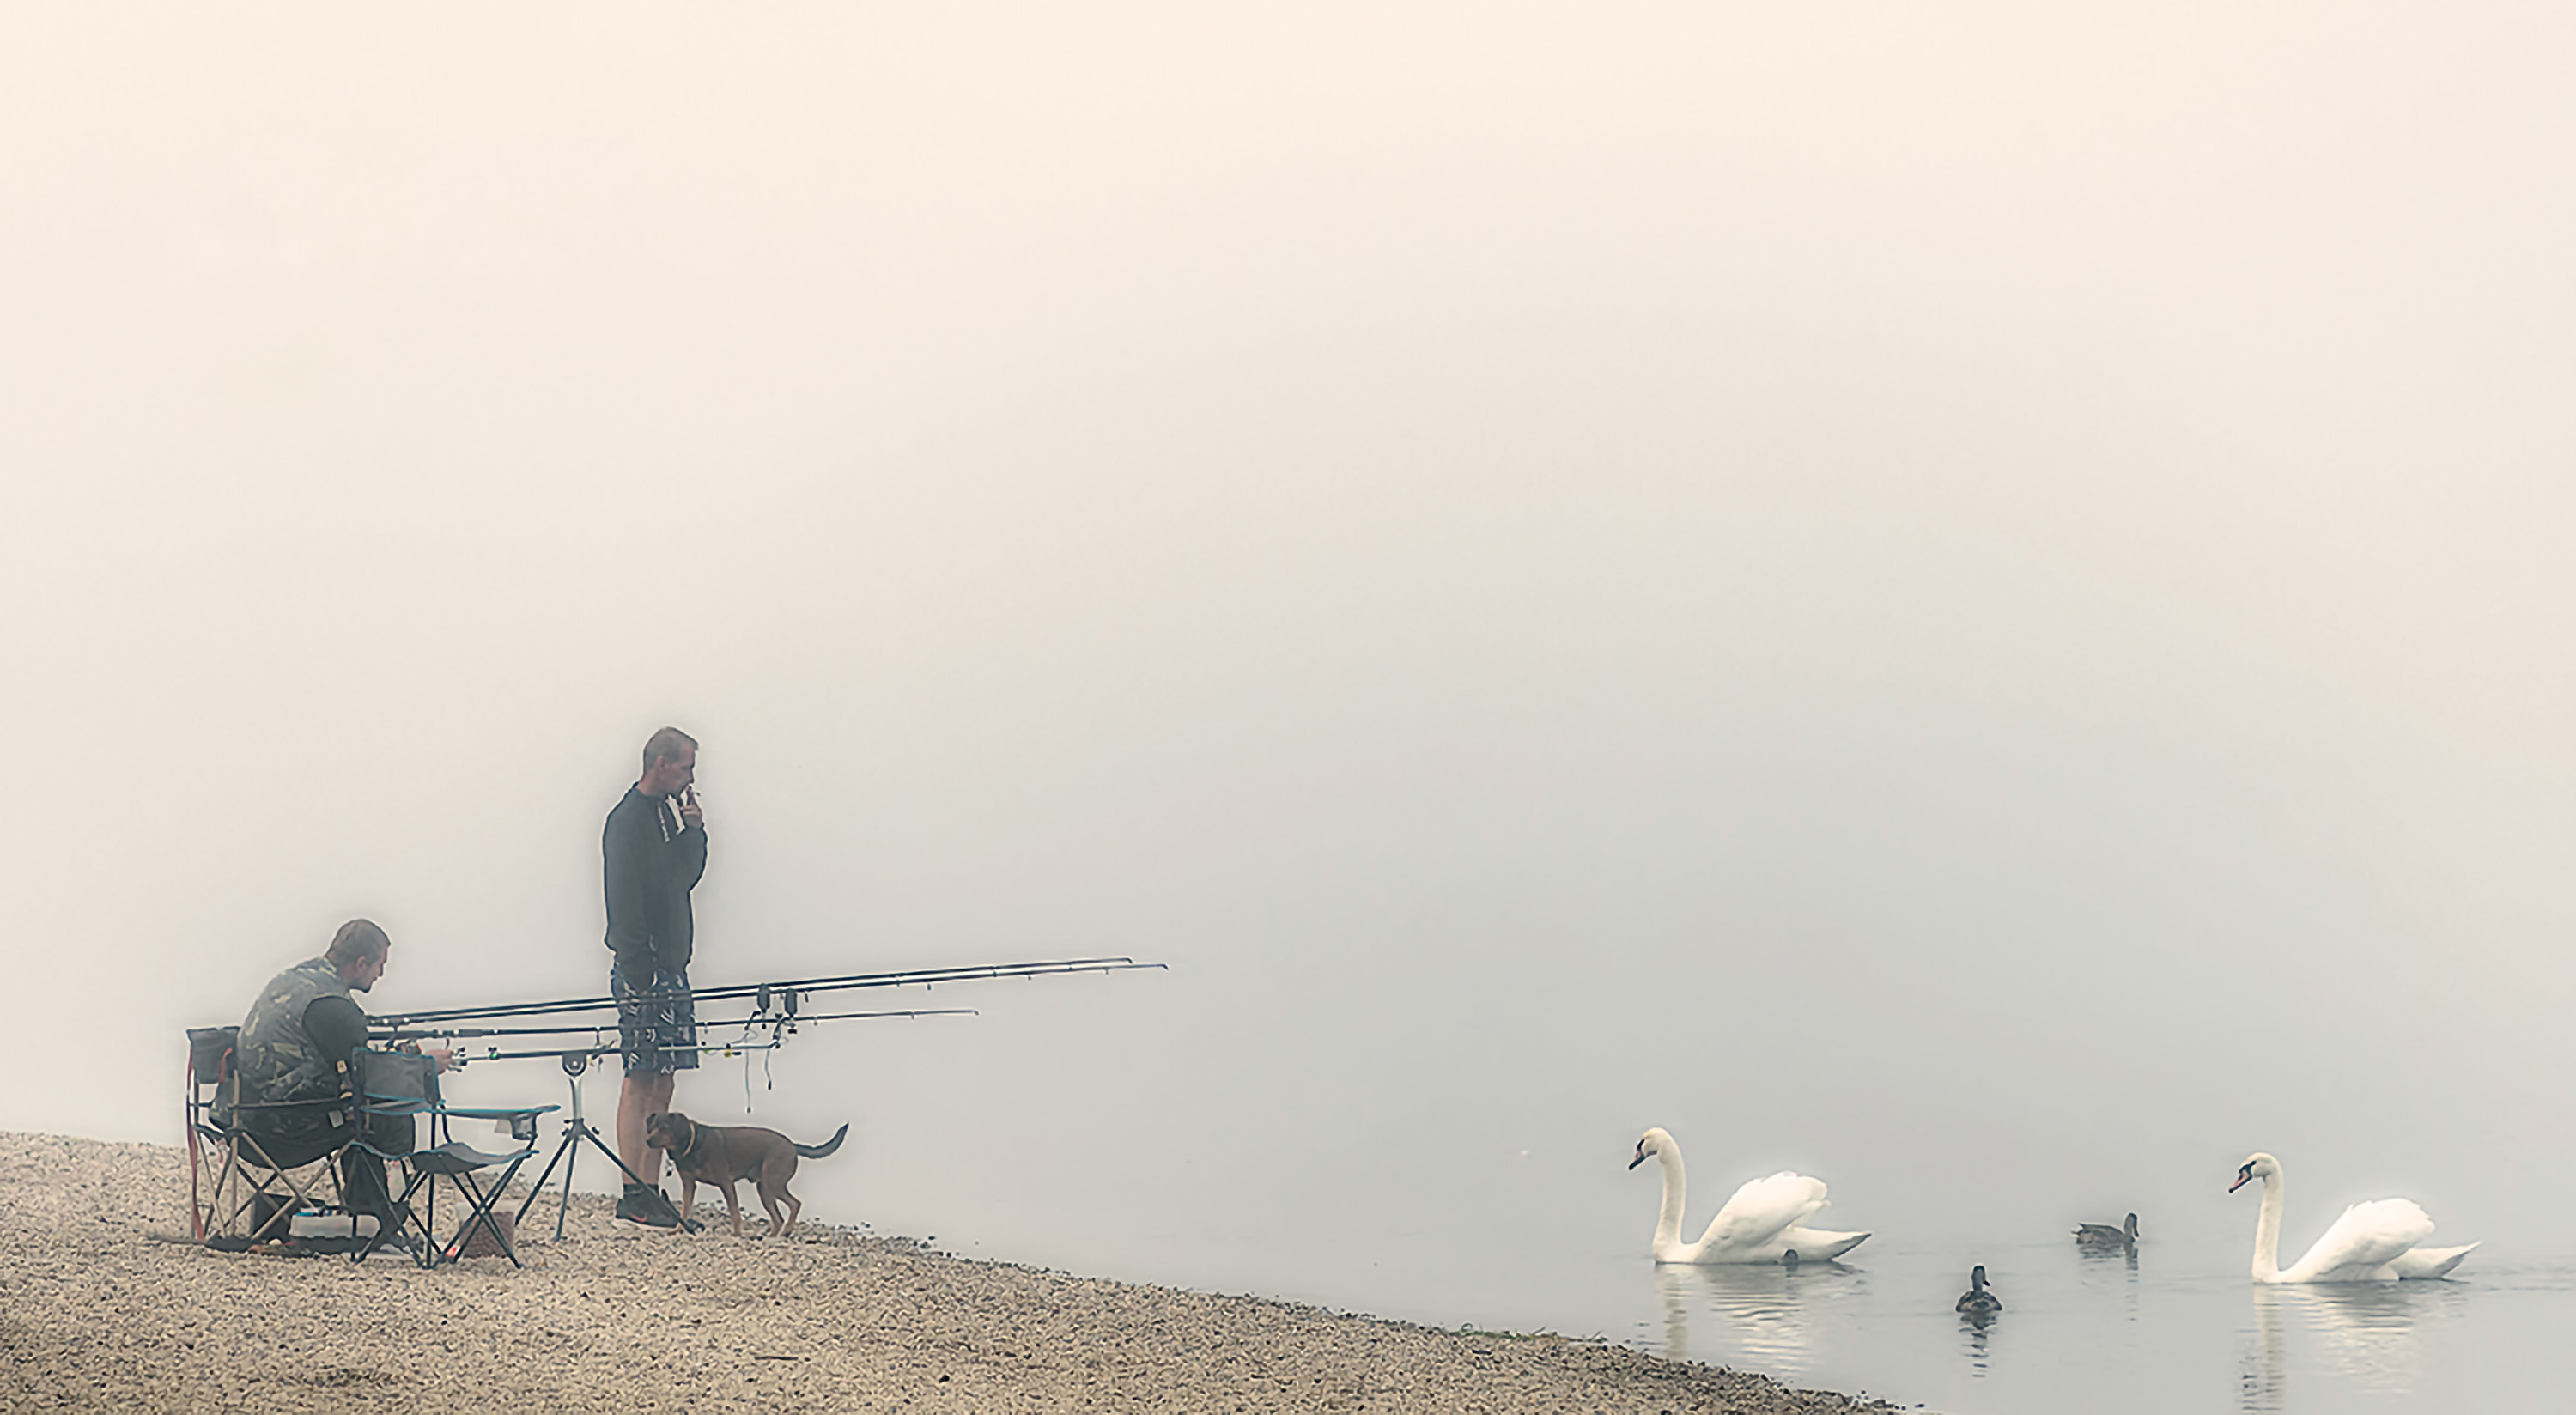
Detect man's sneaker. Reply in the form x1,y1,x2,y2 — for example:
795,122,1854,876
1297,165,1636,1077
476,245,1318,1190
615,1185,706,1232
616,1185,682,1229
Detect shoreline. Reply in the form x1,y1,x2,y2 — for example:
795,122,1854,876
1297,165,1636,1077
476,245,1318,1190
1,1130,1908,1412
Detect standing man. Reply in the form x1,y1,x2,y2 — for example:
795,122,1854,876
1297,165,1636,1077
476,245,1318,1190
604,725,707,1229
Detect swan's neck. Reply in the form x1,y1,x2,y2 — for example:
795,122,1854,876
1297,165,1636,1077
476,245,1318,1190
1653,1147,1687,1257
2251,1171,2285,1283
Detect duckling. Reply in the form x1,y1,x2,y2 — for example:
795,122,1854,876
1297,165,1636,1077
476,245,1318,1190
2075,1212,2140,1247
1955,1264,2003,1315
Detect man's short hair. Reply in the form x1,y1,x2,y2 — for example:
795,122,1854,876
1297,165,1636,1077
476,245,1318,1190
642,726,698,772
325,918,391,967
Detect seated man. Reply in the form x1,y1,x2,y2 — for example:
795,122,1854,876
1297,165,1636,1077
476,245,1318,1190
233,918,451,1236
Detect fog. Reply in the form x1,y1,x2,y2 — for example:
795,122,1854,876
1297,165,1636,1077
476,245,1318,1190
6,3,2575,1328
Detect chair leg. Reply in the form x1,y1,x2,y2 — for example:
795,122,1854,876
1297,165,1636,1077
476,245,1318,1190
444,1167,528,1268
209,1145,255,1236
222,1134,340,1242
208,1139,277,1238
352,1161,429,1265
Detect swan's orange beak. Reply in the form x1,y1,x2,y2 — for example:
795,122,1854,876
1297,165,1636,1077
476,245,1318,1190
2228,1169,2253,1193
1628,1148,1648,1170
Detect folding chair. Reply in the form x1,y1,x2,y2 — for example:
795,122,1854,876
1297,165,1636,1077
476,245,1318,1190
349,1049,554,1268
186,1026,364,1247
185,1026,242,1242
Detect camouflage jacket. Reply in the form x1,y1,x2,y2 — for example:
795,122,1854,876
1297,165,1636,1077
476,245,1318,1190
234,957,358,1120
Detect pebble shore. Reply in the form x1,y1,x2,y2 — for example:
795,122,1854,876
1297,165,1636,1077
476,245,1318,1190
0,1131,1908,1413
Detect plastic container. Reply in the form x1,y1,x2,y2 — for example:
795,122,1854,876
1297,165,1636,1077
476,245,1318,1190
288,1212,381,1239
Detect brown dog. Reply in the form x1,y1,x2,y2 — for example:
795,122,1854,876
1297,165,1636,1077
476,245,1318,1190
643,1111,848,1239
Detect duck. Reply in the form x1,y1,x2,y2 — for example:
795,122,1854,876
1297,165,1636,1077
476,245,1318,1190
2075,1212,2140,1247
1955,1265,2003,1315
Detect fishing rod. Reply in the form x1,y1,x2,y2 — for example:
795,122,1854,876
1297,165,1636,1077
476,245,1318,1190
386,1006,979,1066
372,955,1163,1029
373,1007,979,1042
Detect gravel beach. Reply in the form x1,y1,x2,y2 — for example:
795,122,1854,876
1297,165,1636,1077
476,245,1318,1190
0,1131,1906,1413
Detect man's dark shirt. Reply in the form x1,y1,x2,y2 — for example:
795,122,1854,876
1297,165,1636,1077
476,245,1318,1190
605,786,709,975
303,995,368,1064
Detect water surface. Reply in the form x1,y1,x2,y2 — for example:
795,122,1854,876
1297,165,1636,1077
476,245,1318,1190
1357,1234,2576,1413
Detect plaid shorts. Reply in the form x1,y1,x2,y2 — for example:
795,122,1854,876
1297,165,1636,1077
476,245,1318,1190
610,960,698,1075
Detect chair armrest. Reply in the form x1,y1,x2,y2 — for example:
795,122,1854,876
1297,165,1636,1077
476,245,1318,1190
435,1104,557,1143
227,1096,349,1120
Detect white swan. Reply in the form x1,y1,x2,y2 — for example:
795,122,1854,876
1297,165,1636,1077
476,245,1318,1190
1630,1127,1870,1264
2230,1151,2476,1284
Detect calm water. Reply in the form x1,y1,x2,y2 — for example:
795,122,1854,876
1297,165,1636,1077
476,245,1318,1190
805,1157,2576,1415
475,983,2576,1415
1625,1243,2576,1414
456,966,2576,1415
1292,1234,2576,1414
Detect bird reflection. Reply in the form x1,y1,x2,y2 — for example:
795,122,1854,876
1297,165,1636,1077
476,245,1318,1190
2072,1234,2141,1326
1959,1303,1996,1374
1653,1258,1845,1376
2075,1237,2142,1273
2286,1283,2445,1391
2241,1285,2287,1413
2243,1278,2454,1411
1659,1263,1693,1361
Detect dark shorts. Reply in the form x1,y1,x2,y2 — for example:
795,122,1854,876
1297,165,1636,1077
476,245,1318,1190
611,960,698,1075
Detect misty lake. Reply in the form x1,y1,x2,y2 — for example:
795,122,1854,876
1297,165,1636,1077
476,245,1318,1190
1054,1221,2576,1415
436,869,2576,1415
1613,1242,2574,1414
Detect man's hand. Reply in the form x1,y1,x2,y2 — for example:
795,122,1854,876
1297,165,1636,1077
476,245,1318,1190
678,784,704,830
392,1039,459,1072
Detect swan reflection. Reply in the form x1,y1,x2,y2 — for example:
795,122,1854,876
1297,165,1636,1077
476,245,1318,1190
2243,1278,2460,1409
2280,1283,2445,1388
2241,1284,2287,1412
1654,1259,1851,1376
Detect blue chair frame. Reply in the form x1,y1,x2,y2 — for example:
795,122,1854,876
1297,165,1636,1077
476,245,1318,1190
350,1049,556,1268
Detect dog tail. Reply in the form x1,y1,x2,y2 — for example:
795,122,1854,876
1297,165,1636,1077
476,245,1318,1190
796,1124,850,1159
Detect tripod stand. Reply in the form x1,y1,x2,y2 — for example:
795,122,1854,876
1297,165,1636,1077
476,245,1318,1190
514,1048,652,1239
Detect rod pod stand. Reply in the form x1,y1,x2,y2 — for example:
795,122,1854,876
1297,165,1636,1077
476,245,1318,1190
514,1048,656,1240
